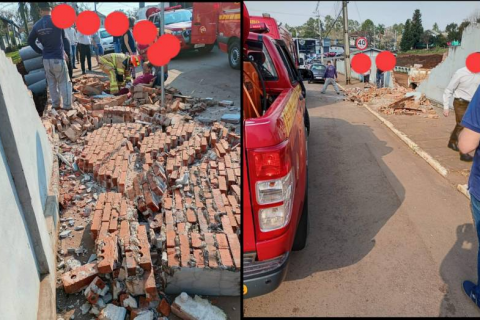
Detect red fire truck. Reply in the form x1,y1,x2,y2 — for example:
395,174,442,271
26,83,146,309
190,2,241,69
243,4,312,298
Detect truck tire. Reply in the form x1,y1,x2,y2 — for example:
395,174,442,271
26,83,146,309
304,108,310,137
228,40,240,70
199,44,215,54
292,127,309,251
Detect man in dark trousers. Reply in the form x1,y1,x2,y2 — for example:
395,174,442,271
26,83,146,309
28,2,71,110
458,84,480,311
321,60,340,94
376,68,385,88
443,66,480,161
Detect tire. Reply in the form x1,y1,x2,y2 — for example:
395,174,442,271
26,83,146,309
199,44,214,54
292,127,309,251
304,108,310,137
228,40,240,70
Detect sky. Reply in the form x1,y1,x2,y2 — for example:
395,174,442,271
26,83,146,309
245,1,480,30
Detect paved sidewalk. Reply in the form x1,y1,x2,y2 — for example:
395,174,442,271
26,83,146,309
336,73,472,188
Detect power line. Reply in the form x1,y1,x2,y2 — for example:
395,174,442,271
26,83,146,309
323,1,345,39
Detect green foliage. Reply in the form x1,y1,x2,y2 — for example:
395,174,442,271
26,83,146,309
445,22,459,42
432,22,440,33
410,9,424,49
400,19,412,51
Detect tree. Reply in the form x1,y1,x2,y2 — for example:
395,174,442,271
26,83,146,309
421,30,434,49
19,3,29,35
302,17,319,38
432,22,440,33
360,19,375,45
348,19,360,32
29,2,41,23
410,9,424,49
376,24,385,35
445,22,459,42
435,33,447,48
400,19,412,51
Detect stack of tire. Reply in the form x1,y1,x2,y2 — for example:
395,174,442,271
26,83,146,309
19,45,46,94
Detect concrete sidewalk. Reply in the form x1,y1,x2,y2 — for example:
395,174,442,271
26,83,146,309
336,73,471,188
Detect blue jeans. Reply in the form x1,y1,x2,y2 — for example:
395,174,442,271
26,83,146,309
93,44,104,56
471,194,480,294
376,73,384,88
114,42,122,53
71,44,76,65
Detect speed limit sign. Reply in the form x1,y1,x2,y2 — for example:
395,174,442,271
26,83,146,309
356,37,368,50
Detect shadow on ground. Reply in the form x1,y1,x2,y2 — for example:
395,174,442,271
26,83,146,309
286,104,405,281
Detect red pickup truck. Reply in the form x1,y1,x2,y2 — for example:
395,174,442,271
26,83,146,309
243,4,312,298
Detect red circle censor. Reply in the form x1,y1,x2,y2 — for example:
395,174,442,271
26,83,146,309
105,11,129,37
147,34,181,67
466,52,480,73
133,20,158,45
51,4,76,29
351,53,371,74
376,51,396,72
76,11,100,36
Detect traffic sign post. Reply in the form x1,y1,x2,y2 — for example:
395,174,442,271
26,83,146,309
356,37,368,51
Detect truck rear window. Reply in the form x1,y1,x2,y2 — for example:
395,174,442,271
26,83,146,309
246,42,278,82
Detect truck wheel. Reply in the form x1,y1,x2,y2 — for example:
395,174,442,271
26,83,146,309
228,40,240,70
292,127,309,251
304,108,310,137
199,44,214,54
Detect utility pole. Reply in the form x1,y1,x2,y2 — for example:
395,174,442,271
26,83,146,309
394,29,397,51
315,1,324,64
342,1,351,84
160,2,165,109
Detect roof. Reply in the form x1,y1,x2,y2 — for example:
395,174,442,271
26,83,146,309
351,48,397,56
0,16,20,29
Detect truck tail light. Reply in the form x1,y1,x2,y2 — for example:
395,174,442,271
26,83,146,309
249,141,295,232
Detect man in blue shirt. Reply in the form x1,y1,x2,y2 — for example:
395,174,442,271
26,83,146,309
321,61,340,95
459,79,480,310
28,2,71,110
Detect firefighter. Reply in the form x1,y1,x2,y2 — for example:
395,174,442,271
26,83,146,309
98,53,140,94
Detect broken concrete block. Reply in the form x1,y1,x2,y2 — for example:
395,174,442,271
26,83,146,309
218,100,234,107
171,292,227,320
220,114,240,124
98,304,127,320
84,276,107,304
132,310,154,320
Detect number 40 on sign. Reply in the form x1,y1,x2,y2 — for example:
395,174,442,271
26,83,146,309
356,37,368,51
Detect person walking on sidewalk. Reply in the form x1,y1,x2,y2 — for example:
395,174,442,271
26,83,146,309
321,61,340,95
27,2,72,110
65,25,77,69
76,31,92,75
458,85,480,310
443,66,480,162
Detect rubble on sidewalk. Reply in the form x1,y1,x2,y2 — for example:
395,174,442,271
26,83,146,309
343,84,438,118
47,73,239,318
171,292,227,320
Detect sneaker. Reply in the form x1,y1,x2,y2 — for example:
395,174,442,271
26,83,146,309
448,141,459,151
463,280,480,309
460,153,474,162
73,66,78,69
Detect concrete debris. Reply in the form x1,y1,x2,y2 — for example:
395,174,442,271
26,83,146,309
172,292,227,320
344,85,437,118
98,304,127,320
60,230,72,238
220,114,240,124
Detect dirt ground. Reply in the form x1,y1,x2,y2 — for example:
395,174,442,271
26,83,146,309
396,54,444,69
393,72,409,88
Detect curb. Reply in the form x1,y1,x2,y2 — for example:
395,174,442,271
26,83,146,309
361,103,448,177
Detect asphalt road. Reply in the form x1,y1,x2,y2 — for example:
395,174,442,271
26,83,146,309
243,82,480,317
167,45,240,107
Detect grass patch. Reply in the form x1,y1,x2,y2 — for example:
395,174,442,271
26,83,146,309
6,50,21,64
398,47,448,56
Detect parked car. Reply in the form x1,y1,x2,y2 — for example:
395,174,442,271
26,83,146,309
99,28,114,53
308,63,327,83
